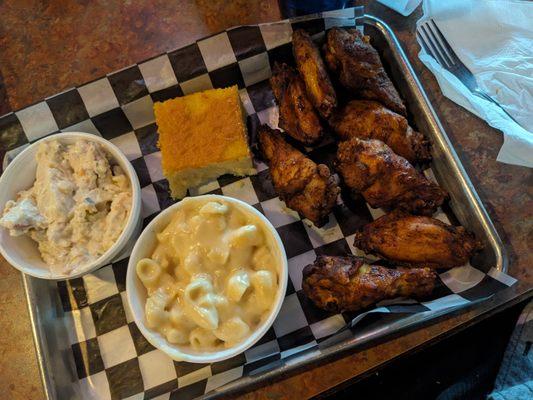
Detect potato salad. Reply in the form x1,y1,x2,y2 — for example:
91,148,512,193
0,139,132,274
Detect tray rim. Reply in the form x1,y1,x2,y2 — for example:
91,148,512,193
20,12,508,400
366,14,507,274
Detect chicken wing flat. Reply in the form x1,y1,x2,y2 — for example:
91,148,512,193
329,100,430,163
354,210,483,269
270,63,323,145
293,29,337,119
302,255,436,312
259,125,339,227
335,138,446,215
324,27,406,116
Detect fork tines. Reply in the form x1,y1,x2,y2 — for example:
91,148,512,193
417,20,459,68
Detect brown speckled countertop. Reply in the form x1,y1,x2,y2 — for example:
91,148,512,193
0,1,531,399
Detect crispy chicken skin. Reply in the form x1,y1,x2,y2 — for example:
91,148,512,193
335,138,446,215
324,27,406,116
302,255,436,312
259,125,339,227
354,211,483,269
329,100,430,163
270,63,323,145
293,30,337,119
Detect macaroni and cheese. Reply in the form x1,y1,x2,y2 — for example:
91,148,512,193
136,197,279,351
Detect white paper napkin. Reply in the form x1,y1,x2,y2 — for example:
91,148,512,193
417,0,533,168
377,0,422,16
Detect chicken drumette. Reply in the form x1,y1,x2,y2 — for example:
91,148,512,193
335,138,446,215
324,27,406,116
270,63,324,145
259,125,340,227
302,255,436,312
293,29,337,119
329,100,430,163
354,210,483,269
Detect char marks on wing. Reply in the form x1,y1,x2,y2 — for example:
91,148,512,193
270,63,324,145
324,27,406,116
353,210,483,269
293,29,337,119
302,255,437,312
258,125,339,227
329,99,430,163
335,138,446,215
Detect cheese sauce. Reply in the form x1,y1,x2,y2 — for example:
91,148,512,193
136,197,279,350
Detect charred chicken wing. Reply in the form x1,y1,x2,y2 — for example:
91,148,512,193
259,125,339,227
302,255,436,312
293,29,337,119
354,210,483,269
324,27,406,116
270,63,324,145
329,100,430,163
335,138,446,215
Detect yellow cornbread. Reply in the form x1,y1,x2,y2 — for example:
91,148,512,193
154,86,256,198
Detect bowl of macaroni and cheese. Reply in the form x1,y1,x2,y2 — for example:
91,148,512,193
0,132,142,279
126,195,288,363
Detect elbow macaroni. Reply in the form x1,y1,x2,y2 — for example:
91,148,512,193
226,269,250,302
137,199,279,351
251,270,276,312
214,317,250,347
190,328,219,349
136,258,162,292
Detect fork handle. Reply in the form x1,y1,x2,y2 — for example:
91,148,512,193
472,89,520,126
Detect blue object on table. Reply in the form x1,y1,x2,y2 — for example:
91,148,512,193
278,0,355,17
488,300,533,400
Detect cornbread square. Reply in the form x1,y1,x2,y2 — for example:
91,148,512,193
154,86,256,198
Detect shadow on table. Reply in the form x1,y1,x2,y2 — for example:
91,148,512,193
317,300,528,400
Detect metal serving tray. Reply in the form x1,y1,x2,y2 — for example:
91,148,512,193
22,14,507,399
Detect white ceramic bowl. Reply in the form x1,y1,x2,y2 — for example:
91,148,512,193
0,132,142,280
126,194,288,363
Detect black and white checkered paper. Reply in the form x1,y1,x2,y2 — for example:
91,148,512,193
0,7,517,400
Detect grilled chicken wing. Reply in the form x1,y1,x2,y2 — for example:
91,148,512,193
324,27,406,116
302,255,436,312
335,138,446,215
329,100,430,163
293,29,337,119
270,63,323,145
259,125,339,227
354,210,483,269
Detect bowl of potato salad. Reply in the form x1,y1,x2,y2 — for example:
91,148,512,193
0,132,141,279
126,195,288,363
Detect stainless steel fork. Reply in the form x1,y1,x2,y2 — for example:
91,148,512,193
417,19,518,124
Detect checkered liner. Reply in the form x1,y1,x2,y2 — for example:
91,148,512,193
0,7,517,400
